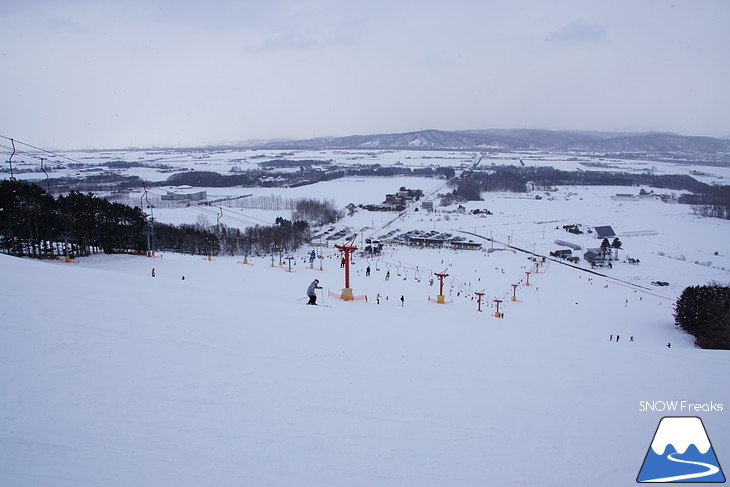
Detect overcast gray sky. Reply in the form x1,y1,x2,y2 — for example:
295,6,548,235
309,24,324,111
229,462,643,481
1,0,728,149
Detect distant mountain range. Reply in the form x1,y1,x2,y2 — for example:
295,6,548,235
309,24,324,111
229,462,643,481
259,129,730,153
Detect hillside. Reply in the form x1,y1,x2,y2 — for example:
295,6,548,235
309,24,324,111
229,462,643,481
1,179,728,486
261,128,730,155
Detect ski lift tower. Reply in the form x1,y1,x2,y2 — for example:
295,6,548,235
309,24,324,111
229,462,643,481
60,231,72,263
525,271,532,286
511,284,519,301
141,223,155,257
493,298,503,318
475,291,485,312
335,235,357,301
434,271,449,304
140,183,155,257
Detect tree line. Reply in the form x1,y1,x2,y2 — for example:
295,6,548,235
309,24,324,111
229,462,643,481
165,171,259,187
0,180,318,259
0,179,148,257
153,217,311,256
680,185,730,220
443,166,711,203
675,284,730,349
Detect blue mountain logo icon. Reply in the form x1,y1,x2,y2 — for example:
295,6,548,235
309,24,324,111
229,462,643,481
637,416,725,483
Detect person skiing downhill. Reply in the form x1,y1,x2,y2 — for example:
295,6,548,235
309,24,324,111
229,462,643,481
307,279,323,305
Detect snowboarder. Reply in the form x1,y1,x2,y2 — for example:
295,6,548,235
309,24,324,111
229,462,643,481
667,342,671,349
610,334,613,341
366,266,371,277
306,279,322,305
616,335,620,342
400,295,404,306
151,268,155,277
630,336,634,342
376,293,381,304
385,271,390,281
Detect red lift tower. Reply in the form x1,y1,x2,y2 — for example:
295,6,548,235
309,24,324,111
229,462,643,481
511,284,519,301
493,298,503,318
434,271,449,304
525,271,532,286
335,236,357,301
475,292,485,312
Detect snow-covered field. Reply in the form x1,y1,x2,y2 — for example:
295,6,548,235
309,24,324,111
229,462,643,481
10,147,730,185
2,155,729,486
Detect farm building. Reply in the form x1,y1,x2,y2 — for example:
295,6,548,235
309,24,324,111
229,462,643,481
594,226,616,239
554,239,582,251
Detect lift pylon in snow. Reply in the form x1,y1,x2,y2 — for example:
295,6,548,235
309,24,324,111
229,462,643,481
335,235,357,301
434,271,449,304
493,299,503,318
475,292,485,312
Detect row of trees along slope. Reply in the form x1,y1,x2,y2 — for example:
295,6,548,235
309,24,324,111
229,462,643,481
0,180,338,258
0,179,148,257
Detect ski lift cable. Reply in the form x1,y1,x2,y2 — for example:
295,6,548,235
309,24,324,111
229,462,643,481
376,255,471,287
0,134,88,167
0,143,53,165
192,206,276,228
0,142,92,180
178,206,266,229
136,190,275,228
189,206,311,245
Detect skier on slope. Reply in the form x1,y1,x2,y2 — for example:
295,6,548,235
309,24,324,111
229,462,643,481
306,279,323,305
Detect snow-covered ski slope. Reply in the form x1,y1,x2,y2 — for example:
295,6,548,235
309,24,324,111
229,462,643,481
1,168,729,486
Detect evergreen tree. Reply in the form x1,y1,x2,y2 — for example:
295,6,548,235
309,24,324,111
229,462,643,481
611,237,623,261
599,238,611,261
675,284,730,349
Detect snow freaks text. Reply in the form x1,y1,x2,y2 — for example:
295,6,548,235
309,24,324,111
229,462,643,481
639,401,724,413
